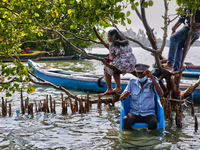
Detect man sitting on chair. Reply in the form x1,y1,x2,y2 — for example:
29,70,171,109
120,63,164,130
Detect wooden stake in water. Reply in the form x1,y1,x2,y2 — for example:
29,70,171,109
195,115,198,130
9,104,11,117
50,95,53,113
191,100,194,116
176,104,182,127
53,100,56,114
69,96,74,114
79,96,83,114
74,95,78,112
97,95,102,110
21,88,25,114
34,100,38,112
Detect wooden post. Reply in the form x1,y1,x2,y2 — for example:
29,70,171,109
21,88,25,114
176,104,182,127
168,100,173,121
79,96,83,114
5,99,7,116
195,115,198,130
84,91,90,112
9,104,11,117
38,100,42,112
2,97,5,117
69,97,74,114
25,97,29,112
53,100,56,114
50,95,53,113
84,96,88,112
191,100,194,116
30,103,33,116
97,95,102,110
74,95,78,112
62,97,67,115
112,95,115,107
34,100,38,112
45,95,50,113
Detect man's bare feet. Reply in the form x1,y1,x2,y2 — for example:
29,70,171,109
162,63,173,70
113,87,122,93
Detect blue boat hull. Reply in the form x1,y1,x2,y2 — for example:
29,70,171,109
28,59,128,93
182,68,200,77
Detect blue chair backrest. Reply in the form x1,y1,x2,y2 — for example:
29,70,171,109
120,94,165,130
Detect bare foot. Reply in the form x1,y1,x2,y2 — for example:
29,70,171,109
113,87,122,93
162,63,173,70
104,89,114,95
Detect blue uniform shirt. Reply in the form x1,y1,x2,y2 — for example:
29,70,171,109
123,77,158,116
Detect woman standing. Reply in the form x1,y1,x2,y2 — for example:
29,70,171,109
104,29,137,95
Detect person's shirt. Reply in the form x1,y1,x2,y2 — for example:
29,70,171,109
123,77,158,116
108,44,133,61
178,8,200,27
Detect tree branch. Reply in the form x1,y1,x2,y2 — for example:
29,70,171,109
61,29,102,44
28,71,119,104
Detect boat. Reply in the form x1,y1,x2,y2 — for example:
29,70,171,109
28,59,130,93
182,62,200,77
88,53,107,58
28,59,200,103
120,94,165,130
39,55,75,61
1,51,46,62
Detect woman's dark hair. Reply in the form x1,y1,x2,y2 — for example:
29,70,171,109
108,29,129,47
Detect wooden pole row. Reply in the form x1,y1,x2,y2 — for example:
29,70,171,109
3,89,198,130
161,96,198,129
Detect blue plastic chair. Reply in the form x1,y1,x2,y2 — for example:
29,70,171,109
120,94,165,130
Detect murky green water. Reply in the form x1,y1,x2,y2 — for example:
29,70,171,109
0,47,200,149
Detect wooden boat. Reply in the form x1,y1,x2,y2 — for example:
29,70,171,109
28,59,200,103
28,59,130,93
39,55,75,61
88,53,107,58
1,51,46,62
120,94,165,130
182,62,200,77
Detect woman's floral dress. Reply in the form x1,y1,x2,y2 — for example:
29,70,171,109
104,44,137,76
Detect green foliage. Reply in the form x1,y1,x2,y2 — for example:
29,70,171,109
176,0,200,10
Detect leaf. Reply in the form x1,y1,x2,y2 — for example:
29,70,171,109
31,87,35,93
148,0,153,7
1,77,5,82
142,2,148,8
126,11,131,17
68,9,73,14
70,24,77,29
127,18,132,24
135,2,139,6
131,4,136,10
6,92,12,97
34,13,40,17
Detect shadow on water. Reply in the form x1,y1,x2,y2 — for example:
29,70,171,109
118,129,164,150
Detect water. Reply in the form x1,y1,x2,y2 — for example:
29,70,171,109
0,47,200,149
